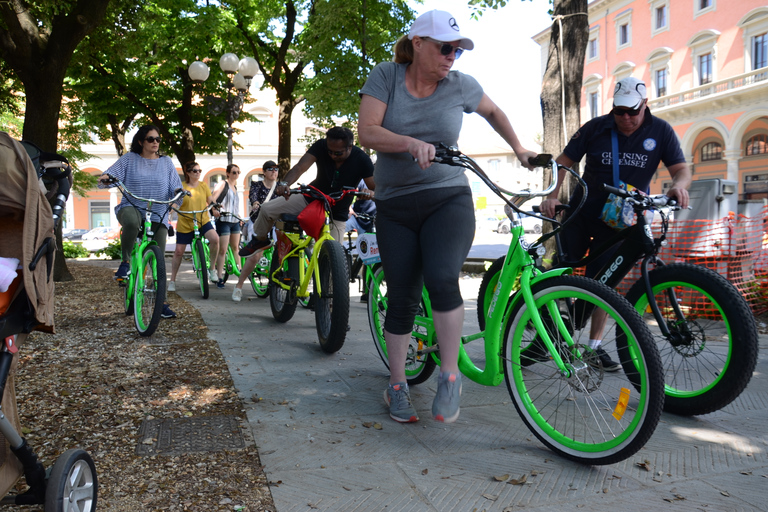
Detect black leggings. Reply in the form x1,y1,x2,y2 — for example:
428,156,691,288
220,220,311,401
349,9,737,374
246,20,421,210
376,186,475,335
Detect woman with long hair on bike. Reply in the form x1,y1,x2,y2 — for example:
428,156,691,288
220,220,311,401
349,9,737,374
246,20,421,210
358,9,537,424
98,124,183,319
211,163,242,289
232,160,280,302
169,161,220,292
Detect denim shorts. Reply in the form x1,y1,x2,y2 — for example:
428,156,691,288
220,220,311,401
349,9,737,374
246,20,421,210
216,220,241,236
175,222,214,245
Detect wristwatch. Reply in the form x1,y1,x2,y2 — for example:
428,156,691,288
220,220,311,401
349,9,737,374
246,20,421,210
278,181,288,187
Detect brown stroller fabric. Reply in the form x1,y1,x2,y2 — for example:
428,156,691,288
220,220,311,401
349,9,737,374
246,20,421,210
0,132,55,332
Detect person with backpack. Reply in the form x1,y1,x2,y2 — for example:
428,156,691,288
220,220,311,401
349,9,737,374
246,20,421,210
211,163,242,289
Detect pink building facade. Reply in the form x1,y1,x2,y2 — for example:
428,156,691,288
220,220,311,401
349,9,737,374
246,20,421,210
535,0,768,198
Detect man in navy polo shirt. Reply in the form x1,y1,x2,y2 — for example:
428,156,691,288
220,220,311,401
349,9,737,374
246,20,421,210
540,77,691,370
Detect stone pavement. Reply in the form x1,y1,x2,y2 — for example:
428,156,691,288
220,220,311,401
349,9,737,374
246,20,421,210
167,261,768,512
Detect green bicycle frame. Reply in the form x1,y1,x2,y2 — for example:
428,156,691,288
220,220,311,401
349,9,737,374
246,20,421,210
125,204,161,311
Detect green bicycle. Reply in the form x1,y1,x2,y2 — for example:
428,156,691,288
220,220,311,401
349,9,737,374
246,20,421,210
367,147,664,465
172,205,218,299
106,178,186,336
216,210,272,298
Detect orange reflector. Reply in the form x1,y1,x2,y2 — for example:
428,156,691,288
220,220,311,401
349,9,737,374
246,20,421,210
613,387,630,420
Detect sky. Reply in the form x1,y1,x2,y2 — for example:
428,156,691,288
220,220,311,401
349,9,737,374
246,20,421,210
409,0,555,151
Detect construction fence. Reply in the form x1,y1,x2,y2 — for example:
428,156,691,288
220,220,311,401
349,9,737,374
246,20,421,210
611,207,768,316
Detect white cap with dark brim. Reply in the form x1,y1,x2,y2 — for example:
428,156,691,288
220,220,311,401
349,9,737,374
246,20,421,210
408,10,474,50
613,77,647,109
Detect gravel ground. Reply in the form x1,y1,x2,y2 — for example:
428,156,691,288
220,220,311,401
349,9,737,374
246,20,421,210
3,261,275,512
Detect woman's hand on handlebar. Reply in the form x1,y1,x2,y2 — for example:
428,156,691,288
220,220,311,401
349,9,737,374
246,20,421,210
540,197,563,218
518,150,539,171
408,140,435,170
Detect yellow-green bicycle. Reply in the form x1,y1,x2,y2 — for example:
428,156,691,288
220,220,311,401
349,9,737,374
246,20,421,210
269,185,364,353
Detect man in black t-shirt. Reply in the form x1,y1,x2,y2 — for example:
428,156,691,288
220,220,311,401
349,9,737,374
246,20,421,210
240,126,375,256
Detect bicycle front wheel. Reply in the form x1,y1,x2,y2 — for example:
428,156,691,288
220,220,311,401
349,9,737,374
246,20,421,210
314,241,349,353
249,247,272,298
134,245,166,336
502,275,663,465
193,238,209,299
367,266,437,385
625,263,758,415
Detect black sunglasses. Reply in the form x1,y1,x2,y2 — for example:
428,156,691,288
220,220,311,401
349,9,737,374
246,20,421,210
423,37,464,59
188,168,201,174
612,106,642,117
328,147,350,157
145,136,162,143
264,167,279,172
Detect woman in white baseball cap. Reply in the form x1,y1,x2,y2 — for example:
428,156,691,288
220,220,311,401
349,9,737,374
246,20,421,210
359,9,537,426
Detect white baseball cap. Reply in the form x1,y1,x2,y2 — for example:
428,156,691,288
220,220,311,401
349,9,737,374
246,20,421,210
408,10,474,50
613,77,647,109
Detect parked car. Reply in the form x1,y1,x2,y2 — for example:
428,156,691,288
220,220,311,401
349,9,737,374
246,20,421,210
103,228,121,241
476,215,501,232
81,227,112,240
496,215,542,234
62,228,88,241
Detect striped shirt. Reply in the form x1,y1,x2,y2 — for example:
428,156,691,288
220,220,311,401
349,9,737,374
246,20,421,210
101,152,183,226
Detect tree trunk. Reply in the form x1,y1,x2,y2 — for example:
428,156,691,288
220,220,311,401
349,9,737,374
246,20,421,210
540,0,589,201
277,96,300,178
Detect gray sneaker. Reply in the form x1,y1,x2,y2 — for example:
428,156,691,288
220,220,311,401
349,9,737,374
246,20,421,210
384,382,419,423
432,372,462,423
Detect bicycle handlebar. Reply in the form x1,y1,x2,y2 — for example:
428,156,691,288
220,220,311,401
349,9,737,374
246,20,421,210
603,184,679,210
102,176,187,205
431,144,587,248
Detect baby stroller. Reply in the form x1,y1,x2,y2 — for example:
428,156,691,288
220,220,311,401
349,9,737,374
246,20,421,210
0,132,97,511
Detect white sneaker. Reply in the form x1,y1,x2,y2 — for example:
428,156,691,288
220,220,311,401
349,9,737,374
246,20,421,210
209,269,218,283
168,281,176,292
232,287,242,302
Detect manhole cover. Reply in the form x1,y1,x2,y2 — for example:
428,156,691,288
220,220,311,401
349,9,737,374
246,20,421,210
137,414,246,456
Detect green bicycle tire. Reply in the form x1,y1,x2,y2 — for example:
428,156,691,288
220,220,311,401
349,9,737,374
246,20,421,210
193,238,209,299
367,266,437,385
502,275,663,465
134,245,166,337
249,246,272,298
624,263,758,416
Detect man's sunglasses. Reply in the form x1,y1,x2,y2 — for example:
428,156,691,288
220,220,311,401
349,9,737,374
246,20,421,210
328,147,350,157
145,136,162,143
423,37,464,59
611,106,642,117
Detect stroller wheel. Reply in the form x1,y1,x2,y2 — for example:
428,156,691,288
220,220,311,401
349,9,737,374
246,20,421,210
45,448,98,512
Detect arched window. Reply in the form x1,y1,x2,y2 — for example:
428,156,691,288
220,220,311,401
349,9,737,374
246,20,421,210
746,134,768,155
700,142,722,161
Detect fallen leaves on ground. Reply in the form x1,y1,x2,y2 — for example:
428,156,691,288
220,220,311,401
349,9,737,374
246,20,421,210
7,261,275,511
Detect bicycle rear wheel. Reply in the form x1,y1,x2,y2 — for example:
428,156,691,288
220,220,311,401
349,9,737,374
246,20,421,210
269,252,298,323
134,245,166,336
502,275,663,465
367,266,437,385
249,247,272,298
625,263,758,415
314,240,349,353
193,238,209,299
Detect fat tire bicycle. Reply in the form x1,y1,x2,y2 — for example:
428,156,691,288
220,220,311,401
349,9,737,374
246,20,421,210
269,185,364,353
104,178,186,336
477,185,759,416
367,146,664,465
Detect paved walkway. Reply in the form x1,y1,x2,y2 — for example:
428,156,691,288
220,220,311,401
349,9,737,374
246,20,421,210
167,260,768,512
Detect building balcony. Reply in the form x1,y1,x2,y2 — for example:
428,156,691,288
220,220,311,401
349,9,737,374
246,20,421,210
648,67,768,121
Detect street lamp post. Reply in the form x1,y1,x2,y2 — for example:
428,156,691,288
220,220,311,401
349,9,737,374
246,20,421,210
188,53,259,166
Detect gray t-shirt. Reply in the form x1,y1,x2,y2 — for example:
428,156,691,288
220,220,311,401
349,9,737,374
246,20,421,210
359,62,484,200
